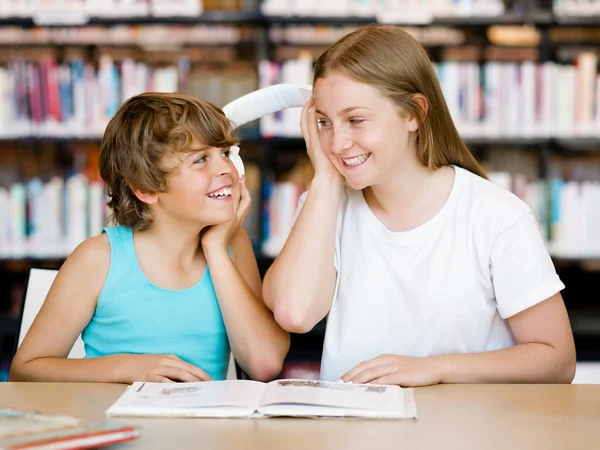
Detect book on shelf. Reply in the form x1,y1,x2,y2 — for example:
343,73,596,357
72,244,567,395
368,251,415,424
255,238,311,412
258,51,600,140
0,49,257,139
0,0,205,20
554,0,600,17
105,379,418,419
260,0,505,20
0,408,140,450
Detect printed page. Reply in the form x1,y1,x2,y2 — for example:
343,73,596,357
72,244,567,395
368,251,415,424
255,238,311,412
105,380,266,418
257,379,416,418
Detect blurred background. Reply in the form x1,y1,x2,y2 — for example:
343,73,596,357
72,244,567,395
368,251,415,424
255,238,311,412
0,0,599,382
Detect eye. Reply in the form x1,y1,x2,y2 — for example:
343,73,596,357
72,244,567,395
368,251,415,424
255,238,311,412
222,149,232,158
193,155,207,165
317,119,332,129
349,118,365,125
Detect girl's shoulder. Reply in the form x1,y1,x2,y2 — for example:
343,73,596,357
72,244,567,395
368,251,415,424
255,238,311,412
456,167,535,234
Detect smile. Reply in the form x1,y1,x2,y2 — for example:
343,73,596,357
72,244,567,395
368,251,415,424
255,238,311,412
342,153,370,167
206,186,232,200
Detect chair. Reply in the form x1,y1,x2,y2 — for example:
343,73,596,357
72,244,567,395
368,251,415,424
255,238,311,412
17,268,85,358
572,362,600,384
16,267,238,380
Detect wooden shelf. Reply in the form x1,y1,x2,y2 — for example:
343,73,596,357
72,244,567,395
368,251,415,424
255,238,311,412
0,10,264,27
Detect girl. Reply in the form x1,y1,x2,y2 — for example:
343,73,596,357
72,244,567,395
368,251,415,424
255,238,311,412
263,25,576,386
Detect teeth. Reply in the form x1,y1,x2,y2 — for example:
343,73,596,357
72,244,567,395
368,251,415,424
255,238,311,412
343,154,370,167
207,187,232,198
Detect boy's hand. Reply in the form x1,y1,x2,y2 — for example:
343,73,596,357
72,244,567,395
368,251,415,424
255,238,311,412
201,175,251,253
113,354,212,384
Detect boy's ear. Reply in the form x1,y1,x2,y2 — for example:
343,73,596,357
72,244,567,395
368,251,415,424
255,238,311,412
406,93,428,133
132,188,158,205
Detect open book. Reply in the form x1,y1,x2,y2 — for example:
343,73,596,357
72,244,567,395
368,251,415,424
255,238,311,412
105,379,417,419
0,408,140,450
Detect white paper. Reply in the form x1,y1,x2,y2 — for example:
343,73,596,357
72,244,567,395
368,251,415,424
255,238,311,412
106,380,266,418
258,379,416,418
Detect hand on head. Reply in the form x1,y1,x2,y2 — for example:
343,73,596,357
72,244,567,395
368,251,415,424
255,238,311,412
301,96,344,185
200,175,251,253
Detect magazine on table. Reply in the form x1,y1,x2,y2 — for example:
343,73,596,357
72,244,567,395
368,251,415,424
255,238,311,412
0,408,140,450
105,379,418,420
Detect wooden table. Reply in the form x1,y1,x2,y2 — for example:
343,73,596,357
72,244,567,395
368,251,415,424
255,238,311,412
1,383,599,450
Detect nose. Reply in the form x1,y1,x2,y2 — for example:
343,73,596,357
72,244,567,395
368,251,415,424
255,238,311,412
330,127,352,154
213,154,233,177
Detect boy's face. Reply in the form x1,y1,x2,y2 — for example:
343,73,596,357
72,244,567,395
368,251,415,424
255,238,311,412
155,141,239,228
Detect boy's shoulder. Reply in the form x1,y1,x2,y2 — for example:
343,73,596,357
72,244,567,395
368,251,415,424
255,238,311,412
67,233,111,269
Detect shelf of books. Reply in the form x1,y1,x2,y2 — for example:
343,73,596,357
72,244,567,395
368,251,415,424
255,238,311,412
1,0,600,381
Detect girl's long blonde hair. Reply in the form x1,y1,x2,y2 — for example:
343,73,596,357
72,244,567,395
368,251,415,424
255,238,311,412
313,24,487,179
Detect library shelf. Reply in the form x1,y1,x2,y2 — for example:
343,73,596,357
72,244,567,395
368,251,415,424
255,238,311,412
3,11,596,29
0,10,264,27
259,136,600,151
553,16,600,26
0,128,263,146
554,138,600,151
263,12,555,27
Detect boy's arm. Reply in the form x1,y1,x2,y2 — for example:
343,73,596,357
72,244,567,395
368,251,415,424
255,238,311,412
204,228,290,382
9,235,210,383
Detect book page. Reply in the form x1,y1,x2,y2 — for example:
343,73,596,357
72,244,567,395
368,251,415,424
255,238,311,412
105,380,266,418
258,379,410,415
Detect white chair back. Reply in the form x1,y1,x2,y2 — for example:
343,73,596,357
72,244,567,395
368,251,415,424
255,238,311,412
18,267,237,379
18,268,85,358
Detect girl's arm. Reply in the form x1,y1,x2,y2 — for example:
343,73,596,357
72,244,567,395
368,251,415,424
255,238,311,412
203,228,290,382
9,235,210,383
342,293,576,385
343,209,577,386
262,96,343,333
438,292,576,384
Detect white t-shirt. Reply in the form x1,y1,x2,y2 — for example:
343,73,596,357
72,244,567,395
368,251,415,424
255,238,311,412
294,166,565,381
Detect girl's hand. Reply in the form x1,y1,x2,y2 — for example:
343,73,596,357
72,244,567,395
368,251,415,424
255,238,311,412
339,354,444,387
201,175,251,254
113,354,212,384
300,96,343,184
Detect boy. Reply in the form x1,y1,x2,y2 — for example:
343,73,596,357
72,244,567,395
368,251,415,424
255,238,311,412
10,92,290,383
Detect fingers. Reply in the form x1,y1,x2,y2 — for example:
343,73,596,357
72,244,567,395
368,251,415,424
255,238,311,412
300,96,317,147
157,366,204,382
349,364,397,385
236,176,251,222
371,374,404,386
306,97,320,138
155,376,175,383
340,359,376,383
162,355,213,382
340,355,394,383
233,177,242,209
184,364,213,382
171,360,212,382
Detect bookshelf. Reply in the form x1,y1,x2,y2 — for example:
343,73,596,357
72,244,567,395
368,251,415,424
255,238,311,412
1,0,599,381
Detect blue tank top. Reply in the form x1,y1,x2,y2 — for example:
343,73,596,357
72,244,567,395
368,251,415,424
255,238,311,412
81,226,230,380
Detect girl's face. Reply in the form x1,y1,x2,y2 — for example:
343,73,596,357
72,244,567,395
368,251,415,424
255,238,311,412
156,143,238,228
314,72,419,190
